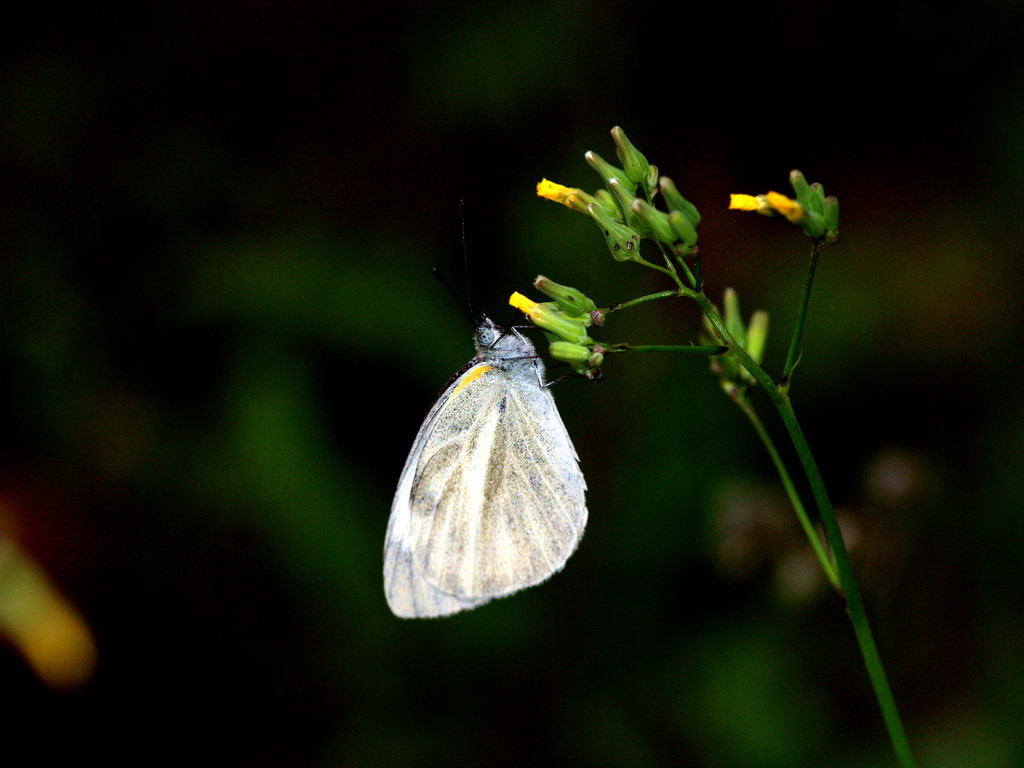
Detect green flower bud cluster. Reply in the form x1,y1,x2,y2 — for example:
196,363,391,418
730,171,839,244
787,170,840,242
509,277,605,379
700,288,769,396
538,126,701,264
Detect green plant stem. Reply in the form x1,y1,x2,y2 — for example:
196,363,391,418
781,238,825,387
655,240,697,288
733,392,840,591
678,255,697,289
694,292,916,768
613,343,725,355
607,289,691,312
632,255,683,284
773,394,917,768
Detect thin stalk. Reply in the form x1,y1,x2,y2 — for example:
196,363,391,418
607,288,694,313
694,291,916,767
613,343,725,355
734,391,839,591
781,239,825,387
656,240,696,288
632,255,683,286
773,394,917,768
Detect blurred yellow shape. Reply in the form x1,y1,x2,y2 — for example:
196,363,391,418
0,538,97,690
764,190,806,224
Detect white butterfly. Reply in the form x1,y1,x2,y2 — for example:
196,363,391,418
384,317,588,618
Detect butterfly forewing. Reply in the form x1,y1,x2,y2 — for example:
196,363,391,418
411,368,586,599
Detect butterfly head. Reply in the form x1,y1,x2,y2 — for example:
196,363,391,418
474,316,536,365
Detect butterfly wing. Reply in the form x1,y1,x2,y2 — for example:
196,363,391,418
384,361,587,618
384,362,491,618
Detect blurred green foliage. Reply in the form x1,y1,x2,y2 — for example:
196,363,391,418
1,1,1023,766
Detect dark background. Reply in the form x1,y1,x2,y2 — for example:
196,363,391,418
2,1,1022,765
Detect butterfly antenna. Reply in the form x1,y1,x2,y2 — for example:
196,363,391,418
458,199,475,318
428,200,480,324
432,267,474,323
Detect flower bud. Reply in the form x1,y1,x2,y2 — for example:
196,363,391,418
587,203,642,262
809,182,827,215
508,292,592,344
745,310,769,366
631,198,677,245
591,189,622,220
533,275,597,317
823,196,839,233
585,151,636,195
536,178,598,214
788,170,821,215
765,191,826,238
548,341,592,364
800,210,826,238
659,177,701,225
702,292,769,389
668,210,698,247
645,164,660,193
609,178,646,233
723,287,746,347
610,126,650,185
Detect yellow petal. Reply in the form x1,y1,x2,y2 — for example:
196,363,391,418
536,178,587,210
509,291,539,316
765,191,806,224
537,178,569,199
729,193,761,211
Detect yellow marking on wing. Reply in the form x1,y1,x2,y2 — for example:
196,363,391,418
451,365,494,397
